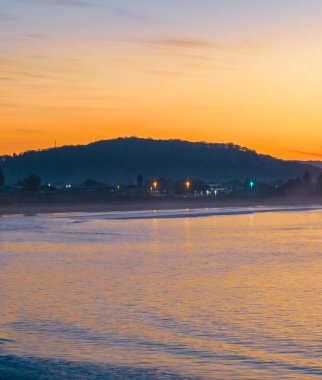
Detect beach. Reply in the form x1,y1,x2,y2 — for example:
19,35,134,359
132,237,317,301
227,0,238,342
1,196,322,216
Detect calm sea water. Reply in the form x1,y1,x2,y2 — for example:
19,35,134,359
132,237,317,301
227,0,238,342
1,207,322,379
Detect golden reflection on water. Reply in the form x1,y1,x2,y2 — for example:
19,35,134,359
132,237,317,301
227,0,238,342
1,210,322,378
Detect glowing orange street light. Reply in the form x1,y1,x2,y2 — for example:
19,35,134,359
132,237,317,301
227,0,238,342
186,180,191,190
153,181,158,190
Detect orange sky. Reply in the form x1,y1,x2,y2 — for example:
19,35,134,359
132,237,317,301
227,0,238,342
1,1,322,159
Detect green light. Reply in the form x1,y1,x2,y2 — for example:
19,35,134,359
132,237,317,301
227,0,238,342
250,181,254,189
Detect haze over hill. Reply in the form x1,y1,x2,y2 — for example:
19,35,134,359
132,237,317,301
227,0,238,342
300,161,322,169
1,138,320,185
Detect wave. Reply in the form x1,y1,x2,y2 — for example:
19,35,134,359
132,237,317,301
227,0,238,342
63,205,322,221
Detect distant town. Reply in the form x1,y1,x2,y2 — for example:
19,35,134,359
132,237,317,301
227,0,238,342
1,167,322,206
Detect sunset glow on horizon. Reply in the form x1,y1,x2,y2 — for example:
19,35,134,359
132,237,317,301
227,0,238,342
2,0,322,159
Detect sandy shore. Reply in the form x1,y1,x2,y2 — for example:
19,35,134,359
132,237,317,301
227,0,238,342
1,197,322,216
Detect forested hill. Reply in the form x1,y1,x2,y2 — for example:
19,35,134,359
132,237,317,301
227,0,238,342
2,138,319,184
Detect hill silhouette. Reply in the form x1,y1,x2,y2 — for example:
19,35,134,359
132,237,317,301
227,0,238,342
2,137,319,184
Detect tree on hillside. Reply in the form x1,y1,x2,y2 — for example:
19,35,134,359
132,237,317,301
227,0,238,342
137,174,144,187
158,177,169,193
302,171,312,193
18,173,41,191
303,171,312,184
316,173,322,192
84,179,100,187
0,168,4,186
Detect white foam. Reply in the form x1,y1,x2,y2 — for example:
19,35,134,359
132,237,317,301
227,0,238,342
58,205,322,221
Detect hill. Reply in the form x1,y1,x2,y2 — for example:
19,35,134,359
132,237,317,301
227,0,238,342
1,138,320,184
299,161,322,169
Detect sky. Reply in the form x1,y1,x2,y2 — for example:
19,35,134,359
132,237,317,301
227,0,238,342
1,0,322,159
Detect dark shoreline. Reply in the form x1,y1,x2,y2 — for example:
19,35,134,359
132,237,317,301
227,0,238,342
1,196,322,216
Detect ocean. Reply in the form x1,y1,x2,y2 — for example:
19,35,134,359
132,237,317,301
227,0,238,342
1,207,322,379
